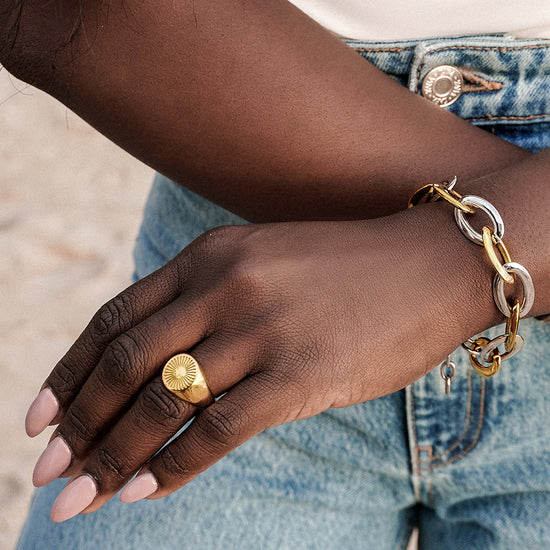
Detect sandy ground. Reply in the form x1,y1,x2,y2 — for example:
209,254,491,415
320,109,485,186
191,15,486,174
0,68,153,549
0,68,418,550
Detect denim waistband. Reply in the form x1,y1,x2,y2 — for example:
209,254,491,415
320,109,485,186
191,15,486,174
345,34,550,126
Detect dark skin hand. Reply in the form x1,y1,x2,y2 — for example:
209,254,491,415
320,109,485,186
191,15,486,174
32,204,499,519
3,0,549,523
27,150,550,521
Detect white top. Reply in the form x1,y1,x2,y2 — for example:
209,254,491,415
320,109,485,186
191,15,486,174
287,0,550,40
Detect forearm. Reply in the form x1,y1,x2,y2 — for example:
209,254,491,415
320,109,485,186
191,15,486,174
2,0,530,221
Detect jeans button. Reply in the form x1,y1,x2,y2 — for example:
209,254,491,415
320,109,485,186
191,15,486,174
421,65,463,107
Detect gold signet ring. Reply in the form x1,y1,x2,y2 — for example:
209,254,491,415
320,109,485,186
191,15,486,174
162,353,214,407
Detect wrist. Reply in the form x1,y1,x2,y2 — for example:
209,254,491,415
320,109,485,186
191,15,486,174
399,163,550,375
389,201,503,349
460,150,550,319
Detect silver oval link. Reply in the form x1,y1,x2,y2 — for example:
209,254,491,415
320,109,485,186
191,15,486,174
454,195,505,245
439,355,456,395
461,339,478,354
480,333,524,364
447,176,458,192
492,262,535,318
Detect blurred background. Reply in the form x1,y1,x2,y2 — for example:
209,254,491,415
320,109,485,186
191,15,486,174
0,67,153,549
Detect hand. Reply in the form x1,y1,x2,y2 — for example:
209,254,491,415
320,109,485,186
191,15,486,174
25,204,494,521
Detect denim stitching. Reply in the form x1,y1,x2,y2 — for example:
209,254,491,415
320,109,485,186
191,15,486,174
427,44,550,52
354,46,414,53
460,68,503,93
466,113,550,122
422,366,473,462
408,384,423,501
414,445,436,505
414,43,550,94
429,459,435,507
418,445,433,503
429,377,486,468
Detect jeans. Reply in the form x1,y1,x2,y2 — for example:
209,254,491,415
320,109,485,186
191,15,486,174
17,34,550,550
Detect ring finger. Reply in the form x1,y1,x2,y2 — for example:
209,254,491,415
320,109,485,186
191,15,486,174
46,337,254,521
31,296,211,487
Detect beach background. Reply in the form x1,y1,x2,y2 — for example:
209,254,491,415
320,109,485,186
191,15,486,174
0,68,153,549
0,68,418,550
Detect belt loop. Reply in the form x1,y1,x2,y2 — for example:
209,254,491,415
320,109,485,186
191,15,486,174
408,36,550,123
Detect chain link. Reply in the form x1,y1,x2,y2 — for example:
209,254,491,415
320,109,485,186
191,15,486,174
482,226,514,284
492,262,535,318
505,299,521,352
408,178,535,384
439,355,456,395
454,195,505,245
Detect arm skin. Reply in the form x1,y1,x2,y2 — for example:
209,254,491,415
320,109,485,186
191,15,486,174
8,0,550,521
26,150,550,520
0,0,532,222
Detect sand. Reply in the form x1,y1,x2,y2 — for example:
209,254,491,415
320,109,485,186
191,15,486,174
0,68,153,549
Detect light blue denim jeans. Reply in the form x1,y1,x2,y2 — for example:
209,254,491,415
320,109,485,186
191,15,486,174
17,34,550,550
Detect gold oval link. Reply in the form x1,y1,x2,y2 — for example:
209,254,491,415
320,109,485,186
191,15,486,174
470,352,502,377
465,336,502,377
482,226,515,284
493,234,512,264
407,183,439,208
432,183,475,213
505,299,521,352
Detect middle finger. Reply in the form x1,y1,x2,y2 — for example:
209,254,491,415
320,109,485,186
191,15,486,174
49,337,253,520
32,297,210,487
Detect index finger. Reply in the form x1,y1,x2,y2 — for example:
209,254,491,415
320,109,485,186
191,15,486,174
25,261,182,437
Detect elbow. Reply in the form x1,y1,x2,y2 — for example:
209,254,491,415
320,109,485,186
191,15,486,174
0,1,30,80
0,0,85,87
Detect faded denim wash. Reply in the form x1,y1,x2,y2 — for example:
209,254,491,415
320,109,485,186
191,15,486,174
17,34,550,550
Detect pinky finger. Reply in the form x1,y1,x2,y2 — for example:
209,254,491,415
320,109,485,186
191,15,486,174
120,374,290,503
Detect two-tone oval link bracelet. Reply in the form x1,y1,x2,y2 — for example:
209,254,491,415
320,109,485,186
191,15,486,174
408,177,535,394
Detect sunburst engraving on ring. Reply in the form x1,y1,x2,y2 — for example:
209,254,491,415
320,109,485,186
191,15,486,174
162,353,198,392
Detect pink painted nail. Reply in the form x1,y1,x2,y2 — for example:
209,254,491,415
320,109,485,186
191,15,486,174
120,472,158,503
50,475,97,522
25,388,59,437
33,437,72,487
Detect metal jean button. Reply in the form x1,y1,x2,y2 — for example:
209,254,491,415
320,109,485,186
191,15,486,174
421,65,463,107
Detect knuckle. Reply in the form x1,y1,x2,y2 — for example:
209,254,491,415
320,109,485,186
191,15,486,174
192,225,248,266
189,225,233,259
159,447,191,479
92,448,128,484
138,383,186,428
62,405,96,448
199,224,235,246
47,359,79,400
217,258,273,312
101,334,147,389
90,294,135,347
225,258,257,289
194,406,241,449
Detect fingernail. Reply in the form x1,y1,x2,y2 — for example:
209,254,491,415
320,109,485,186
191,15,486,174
25,388,59,437
50,475,97,522
120,472,158,503
33,437,72,487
